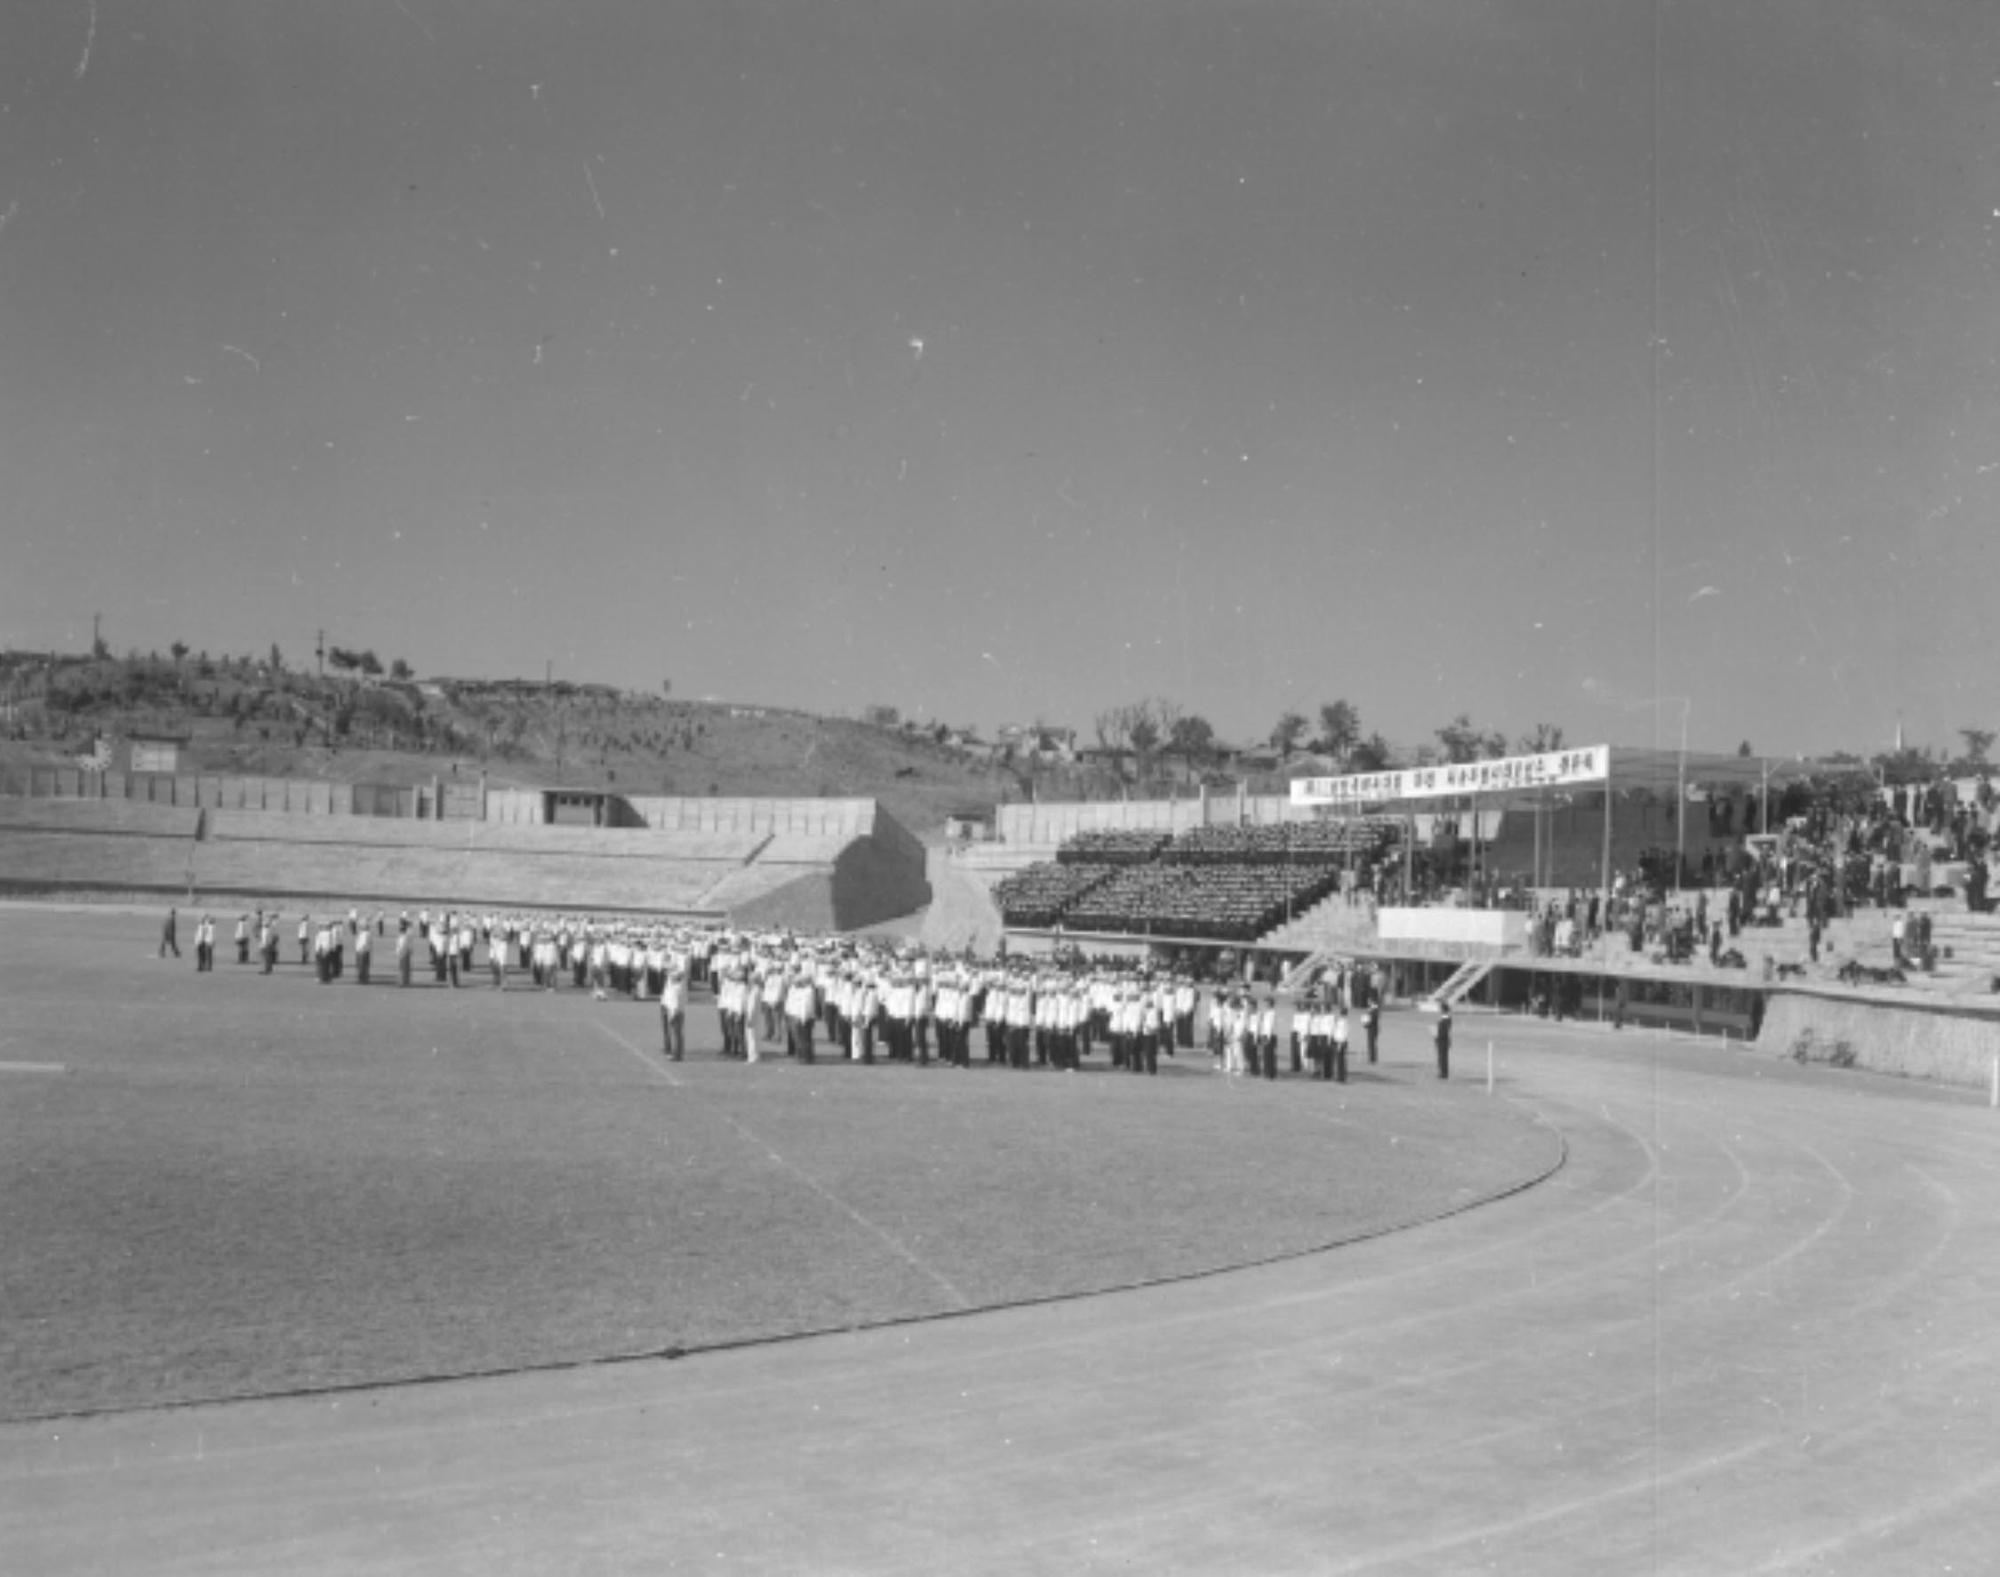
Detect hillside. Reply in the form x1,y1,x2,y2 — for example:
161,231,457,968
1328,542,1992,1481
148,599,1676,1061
0,652,1014,836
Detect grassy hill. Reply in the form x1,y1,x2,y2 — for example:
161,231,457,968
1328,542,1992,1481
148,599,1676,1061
0,652,1018,836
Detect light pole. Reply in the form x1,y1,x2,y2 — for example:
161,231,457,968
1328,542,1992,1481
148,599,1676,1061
1670,698,1690,894
1629,695,1692,893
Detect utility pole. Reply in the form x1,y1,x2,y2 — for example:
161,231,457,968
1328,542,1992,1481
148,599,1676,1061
316,629,326,680
92,613,101,657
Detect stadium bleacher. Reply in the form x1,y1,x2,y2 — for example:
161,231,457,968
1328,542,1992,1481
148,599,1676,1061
0,829,200,890
0,798,202,838
1163,818,1395,865
1061,862,1343,942
0,787,926,927
990,862,1118,929
205,809,766,863
1054,830,1171,865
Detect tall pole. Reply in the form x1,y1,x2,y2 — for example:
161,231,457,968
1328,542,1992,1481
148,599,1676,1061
1675,699,1689,894
1533,789,1542,897
1601,764,1614,965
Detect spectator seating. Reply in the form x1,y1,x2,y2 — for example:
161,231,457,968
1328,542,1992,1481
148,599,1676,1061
0,798,202,838
0,830,200,891
205,810,765,863
1055,829,1171,865
990,862,1118,928
1164,818,1396,865
1062,863,1344,942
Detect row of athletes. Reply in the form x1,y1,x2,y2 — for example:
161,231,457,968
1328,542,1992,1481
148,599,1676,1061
710,954,1198,1073
180,907,1458,1080
190,907,719,995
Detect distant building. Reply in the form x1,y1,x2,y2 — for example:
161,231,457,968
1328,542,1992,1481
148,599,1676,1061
995,724,1078,762
127,731,189,774
944,806,995,841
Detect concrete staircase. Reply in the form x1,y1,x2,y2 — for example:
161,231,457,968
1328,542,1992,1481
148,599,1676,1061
1922,911,2000,998
1426,959,1493,1010
1259,890,1379,953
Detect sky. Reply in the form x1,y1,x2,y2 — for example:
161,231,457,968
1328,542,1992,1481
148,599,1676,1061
3,1,1997,761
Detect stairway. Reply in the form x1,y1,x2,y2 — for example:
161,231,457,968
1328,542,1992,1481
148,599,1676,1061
1259,890,1378,953
1922,912,2000,997
1424,959,1492,1011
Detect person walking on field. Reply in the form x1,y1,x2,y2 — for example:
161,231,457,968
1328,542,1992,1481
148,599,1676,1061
661,958,687,1061
160,906,180,959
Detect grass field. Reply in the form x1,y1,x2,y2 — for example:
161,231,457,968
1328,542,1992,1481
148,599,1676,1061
0,910,1561,1422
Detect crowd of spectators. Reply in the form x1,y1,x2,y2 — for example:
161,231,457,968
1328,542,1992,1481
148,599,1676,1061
990,862,1117,929
1054,830,1171,865
1163,818,1396,865
1061,862,1343,942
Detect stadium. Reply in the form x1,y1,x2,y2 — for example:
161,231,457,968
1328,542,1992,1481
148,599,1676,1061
4,733,1999,1570
8,2,1999,1568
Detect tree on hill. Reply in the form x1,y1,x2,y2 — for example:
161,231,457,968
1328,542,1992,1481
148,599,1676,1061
1517,721,1566,754
269,643,284,673
1127,706,1161,772
1436,713,1508,763
863,703,900,728
390,658,412,681
1957,727,1995,767
1168,712,1217,769
327,647,359,675
1348,731,1395,772
1270,710,1309,759
357,650,383,677
1316,699,1361,763
170,640,189,667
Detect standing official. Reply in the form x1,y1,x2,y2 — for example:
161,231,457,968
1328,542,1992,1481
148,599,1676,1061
1434,999,1452,1080
661,958,687,1060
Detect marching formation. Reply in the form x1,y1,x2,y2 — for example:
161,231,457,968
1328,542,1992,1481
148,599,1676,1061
169,905,1451,1081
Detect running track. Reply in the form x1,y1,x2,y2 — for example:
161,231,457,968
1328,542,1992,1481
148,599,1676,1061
7,1016,1996,1574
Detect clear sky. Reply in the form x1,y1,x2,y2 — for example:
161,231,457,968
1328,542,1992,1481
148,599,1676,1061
3,1,1995,759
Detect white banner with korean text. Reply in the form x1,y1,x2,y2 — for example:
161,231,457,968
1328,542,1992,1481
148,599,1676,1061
1289,744,1610,806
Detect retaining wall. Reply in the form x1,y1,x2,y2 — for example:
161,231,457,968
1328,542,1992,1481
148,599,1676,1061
1759,990,2000,1089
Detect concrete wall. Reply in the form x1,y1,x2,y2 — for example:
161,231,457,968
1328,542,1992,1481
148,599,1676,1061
997,792,1392,844
486,788,545,825
620,795,875,837
1759,990,2000,1089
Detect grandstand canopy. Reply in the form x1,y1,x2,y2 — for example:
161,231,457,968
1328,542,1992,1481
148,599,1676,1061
1291,743,1824,812
1594,745,1823,801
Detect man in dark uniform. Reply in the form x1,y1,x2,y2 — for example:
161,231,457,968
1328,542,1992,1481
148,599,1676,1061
1434,999,1452,1080
1364,1000,1381,1064
160,906,180,959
